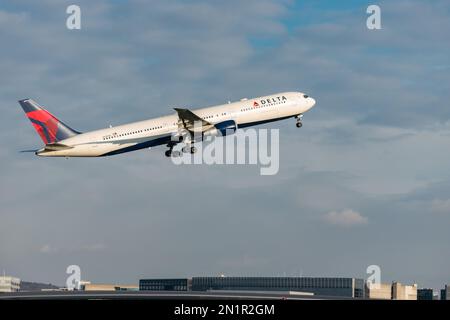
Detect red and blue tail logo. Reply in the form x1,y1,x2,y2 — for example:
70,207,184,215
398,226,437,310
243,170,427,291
19,99,80,144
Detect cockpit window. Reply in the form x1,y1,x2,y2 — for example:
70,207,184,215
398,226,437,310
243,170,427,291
303,94,309,98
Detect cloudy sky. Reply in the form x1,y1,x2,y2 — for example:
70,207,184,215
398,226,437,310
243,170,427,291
1,0,450,289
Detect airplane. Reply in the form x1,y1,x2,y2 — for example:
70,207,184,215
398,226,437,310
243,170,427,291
18,91,316,158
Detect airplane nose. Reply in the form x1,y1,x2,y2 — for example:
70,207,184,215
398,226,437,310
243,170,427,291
308,97,316,109
300,93,316,110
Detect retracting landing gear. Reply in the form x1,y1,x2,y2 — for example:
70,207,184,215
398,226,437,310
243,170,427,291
165,149,182,157
182,146,197,154
165,143,197,157
165,149,179,157
165,143,181,157
295,114,303,128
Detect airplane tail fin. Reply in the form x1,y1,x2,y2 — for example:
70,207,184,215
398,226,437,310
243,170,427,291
18,99,81,144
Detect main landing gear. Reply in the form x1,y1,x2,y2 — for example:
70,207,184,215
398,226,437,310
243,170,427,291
182,146,197,154
165,149,181,157
295,114,303,128
165,144,197,157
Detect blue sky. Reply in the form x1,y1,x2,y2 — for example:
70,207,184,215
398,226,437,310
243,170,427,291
1,0,450,290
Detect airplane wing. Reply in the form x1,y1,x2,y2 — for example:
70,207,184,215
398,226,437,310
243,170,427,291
174,108,213,131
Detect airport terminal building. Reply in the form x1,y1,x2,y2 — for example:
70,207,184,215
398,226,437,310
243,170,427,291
139,278,190,291
140,277,365,298
0,276,21,293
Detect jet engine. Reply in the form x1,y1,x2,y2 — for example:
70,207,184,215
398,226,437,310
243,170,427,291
203,120,237,138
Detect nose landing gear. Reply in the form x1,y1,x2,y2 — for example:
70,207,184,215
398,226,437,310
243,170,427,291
295,114,303,128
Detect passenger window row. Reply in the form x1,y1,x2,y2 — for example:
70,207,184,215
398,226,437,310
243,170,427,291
103,125,163,140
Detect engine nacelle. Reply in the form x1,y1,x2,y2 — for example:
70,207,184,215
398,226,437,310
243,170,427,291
204,120,237,138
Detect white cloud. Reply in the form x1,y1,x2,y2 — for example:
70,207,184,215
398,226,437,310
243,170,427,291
38,243,106,254
39,244,58,254
431,199,450,214
82,243,106,252
323,209,368,227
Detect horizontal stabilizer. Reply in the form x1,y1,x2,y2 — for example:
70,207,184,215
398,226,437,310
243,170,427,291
42,143,73,151
19,149,39,153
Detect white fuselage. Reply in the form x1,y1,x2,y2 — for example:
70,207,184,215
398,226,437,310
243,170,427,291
37,91,315,157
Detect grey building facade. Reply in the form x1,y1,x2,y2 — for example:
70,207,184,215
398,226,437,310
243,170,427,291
417,288,434,300
139,277,365,298
191,277,365,298
140,278,189,291
441,285,450,300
